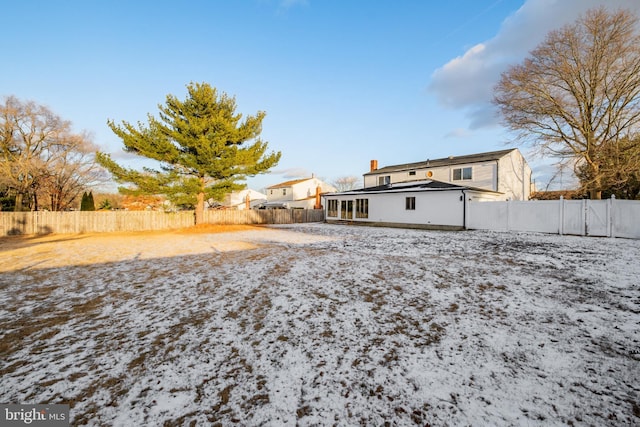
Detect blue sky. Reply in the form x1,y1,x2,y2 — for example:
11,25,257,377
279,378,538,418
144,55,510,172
2,0,639,192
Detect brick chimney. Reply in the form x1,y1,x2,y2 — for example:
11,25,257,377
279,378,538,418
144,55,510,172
370,160,378,172
314,185,322,209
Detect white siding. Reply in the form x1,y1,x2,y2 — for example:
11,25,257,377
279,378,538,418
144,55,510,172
268,178,337,203
326,190,470,228
448,162,496,190
497,150,532,200
291,178,323,201
365,163,498,192
369,191,465,226
364,150,533,200
267,187,293,202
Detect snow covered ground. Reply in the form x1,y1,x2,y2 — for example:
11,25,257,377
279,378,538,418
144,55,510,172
1,223,639,426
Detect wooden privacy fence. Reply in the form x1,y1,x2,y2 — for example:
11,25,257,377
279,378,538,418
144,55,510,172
204,209,324,225
0,209,325,236
466,196,640,239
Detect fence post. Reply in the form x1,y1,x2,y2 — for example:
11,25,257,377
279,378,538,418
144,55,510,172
558,196,564,236
582,199,588,236
31,211,36,235
506,199,511,231
609,195,615,238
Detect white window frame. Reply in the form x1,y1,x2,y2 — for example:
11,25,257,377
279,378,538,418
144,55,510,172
327,199,338,217
405,196,416,210
453,167,472,181
341,200,353,219
355,198,368,218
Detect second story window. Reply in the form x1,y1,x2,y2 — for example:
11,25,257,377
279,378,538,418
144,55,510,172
282,189,287,196
453,167,472,181
378,176,390,185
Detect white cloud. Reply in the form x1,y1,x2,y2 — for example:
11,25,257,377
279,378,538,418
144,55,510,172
428,0,640,130
269,167,312,180
444,128,472,139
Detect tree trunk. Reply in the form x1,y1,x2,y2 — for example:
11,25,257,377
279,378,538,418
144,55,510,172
14,193,23,212
590,172,602,199
195,191,205,225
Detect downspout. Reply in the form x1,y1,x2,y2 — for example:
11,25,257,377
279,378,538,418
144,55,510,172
462,189,467,230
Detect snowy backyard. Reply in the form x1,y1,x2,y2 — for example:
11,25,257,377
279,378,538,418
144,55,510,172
1,223,639,426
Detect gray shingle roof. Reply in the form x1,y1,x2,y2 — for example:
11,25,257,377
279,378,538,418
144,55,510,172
364,148,517,176
326,180,502,195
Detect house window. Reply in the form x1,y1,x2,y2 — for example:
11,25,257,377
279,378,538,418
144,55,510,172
409,171,416,176
405,196,416,210
327,200,338,217
355,198,368,219
453,167,472,181
341,200,353,219
378,176,390,186
282,188,287,195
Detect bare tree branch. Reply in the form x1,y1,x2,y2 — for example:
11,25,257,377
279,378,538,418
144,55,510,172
494,7,640,199
0,96,106,210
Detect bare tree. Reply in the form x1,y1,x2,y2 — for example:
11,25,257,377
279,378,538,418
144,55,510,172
332,176,360,192
38,134,108,211
0,96,104,210
494,7,640,199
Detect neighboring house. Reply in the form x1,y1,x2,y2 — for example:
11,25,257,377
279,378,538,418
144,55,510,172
264,177,337,209
364,148,532,201
323,180,502,230
121,195,167,211
217,189,267,210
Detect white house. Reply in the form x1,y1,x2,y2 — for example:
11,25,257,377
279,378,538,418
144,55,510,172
263,177,337,209
323,180,502,230
364,148,532,201
219,189,267,210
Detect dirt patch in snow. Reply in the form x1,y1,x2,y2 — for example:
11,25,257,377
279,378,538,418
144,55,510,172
1,224,639,426
0,225,268,272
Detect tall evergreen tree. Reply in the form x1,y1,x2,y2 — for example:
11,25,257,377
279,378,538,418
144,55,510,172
86,191,95,211
97,82,281,224
80,192,89,211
